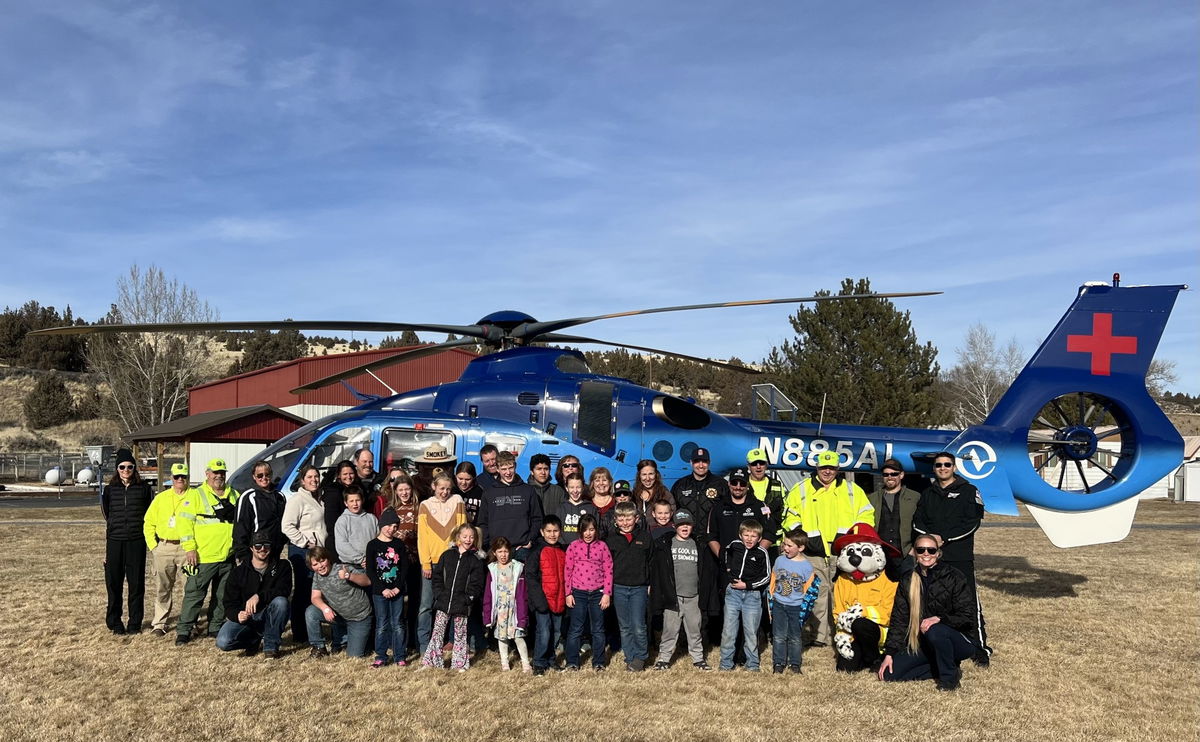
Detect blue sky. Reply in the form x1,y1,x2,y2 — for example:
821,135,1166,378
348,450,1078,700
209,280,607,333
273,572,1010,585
2,1,1197,391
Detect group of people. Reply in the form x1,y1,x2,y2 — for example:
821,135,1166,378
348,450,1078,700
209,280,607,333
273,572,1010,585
102,441,992,689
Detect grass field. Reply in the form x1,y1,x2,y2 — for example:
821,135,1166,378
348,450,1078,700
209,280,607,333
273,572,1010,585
0,501,1196,742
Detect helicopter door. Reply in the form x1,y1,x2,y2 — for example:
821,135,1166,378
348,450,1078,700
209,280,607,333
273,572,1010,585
381,426,459,474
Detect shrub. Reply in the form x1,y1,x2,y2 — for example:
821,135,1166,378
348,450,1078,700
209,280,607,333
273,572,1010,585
23,374,75,429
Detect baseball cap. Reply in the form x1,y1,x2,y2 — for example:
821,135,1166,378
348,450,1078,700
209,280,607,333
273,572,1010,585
170,463,189,477
728,467,749,484
816,451,840,468
613,480,632,496
746,448,768,464
251,530,274,547
206,458,228,472
673,510,694,525
691,447,711,462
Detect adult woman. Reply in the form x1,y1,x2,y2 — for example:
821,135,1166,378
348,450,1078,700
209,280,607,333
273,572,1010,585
416,472,466,654
101,448,152,634
589,467,615,518
452,462,485,525
282,464,326,644
631,459,674,515
322,460,356,559
555,455,584,488
877,534,980,691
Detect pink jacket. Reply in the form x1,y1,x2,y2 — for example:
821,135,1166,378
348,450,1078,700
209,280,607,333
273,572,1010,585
565,538,613,594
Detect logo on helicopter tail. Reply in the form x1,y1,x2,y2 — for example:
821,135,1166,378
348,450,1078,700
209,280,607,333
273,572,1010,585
954,440,998,480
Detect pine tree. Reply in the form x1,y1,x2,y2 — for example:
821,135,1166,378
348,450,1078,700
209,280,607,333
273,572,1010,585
229,329,307,374
24,373,76,428
762,277,940,427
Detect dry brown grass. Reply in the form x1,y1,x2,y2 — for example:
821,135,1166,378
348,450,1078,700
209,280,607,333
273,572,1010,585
0,507,1196,742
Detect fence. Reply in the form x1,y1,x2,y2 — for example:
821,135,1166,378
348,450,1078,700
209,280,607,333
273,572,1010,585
0,452,94,483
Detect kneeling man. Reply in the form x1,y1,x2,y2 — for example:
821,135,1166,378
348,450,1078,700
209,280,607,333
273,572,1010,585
216,530,292,658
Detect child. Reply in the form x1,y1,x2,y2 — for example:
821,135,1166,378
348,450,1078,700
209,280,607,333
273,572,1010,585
556,473,598,544
420,523,485,671
719,518,770,671
604,501,653,672
335,486,379,568
601,481,643,539
366,509,409,668
482,537,531,673
650,510,709,670
769,527,820,674
647,501,675,540
416,474,466,654
306,546,373,658
564,514,612,671
525,515,568,675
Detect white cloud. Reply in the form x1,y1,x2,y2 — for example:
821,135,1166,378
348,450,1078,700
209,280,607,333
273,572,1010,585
15,149,127,188
208,217,293,243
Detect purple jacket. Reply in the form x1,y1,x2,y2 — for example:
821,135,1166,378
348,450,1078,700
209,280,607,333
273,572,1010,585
482,562,529,630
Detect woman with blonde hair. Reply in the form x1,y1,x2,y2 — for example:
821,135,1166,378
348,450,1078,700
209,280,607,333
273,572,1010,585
877,534,980,691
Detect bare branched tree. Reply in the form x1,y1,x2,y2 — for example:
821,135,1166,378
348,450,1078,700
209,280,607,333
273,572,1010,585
87,265,220,434
942,323,1025,428
1145,358,1178,401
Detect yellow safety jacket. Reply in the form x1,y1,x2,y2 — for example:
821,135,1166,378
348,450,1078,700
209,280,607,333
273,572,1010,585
142,486,195,551
780,475,874,556
177,483,240,563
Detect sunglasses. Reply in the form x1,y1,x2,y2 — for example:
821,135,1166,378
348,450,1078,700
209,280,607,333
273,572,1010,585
914,546,939,555
252,473,271,480
172,475,188,480
251,543,272,551
562,463,580,469
749,461,767,466
882,471,902,477
933,462,955,469
117,465,134,471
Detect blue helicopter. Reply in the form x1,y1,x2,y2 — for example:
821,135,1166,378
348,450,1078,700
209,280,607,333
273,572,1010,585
34,279,1186,547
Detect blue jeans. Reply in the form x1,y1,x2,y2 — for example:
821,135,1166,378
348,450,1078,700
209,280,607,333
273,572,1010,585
534,611,564,669
304,604,372,657
372,593,407,663
771,602,804,668
566,589,607,668
215,596,290,652
720,587,763,670
612,584,648,663
417,576,435,653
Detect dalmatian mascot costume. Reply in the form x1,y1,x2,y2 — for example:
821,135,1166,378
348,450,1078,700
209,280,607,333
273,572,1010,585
832,523,900,672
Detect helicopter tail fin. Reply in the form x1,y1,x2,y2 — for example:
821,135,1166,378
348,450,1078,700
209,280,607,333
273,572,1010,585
942,281,1186,547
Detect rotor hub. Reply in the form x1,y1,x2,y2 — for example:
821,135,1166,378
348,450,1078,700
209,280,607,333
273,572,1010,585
1055,424,1098,461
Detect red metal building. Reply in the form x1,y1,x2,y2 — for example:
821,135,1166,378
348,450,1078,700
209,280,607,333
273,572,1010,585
189,346,476,415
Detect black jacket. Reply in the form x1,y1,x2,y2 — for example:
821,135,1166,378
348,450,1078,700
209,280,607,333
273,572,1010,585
432,546,486,616
233,486,287,563
605,526,653,587
477,475,544,548
670,472,729,541
884,562,977,655
723,540,771,591
453,482,485,525
530,480,566,518
223,556,293,623
914,476,984,563
649,531,711,614
102,481,153,541
707,492,774,554
321,480,349,559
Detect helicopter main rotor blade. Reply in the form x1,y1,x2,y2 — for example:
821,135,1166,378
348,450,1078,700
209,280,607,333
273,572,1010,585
29,320,493,340
541,334,761,374
511,291,942,340
289,338,480,395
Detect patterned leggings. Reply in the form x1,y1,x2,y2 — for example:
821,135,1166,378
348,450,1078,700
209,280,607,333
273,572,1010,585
421,611,470,670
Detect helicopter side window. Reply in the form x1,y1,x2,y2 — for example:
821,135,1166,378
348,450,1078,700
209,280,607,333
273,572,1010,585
306,426,374,481
382,428,457,473
575,381,616,455
230,427,318,493
651,395,711,431
482,432,527,459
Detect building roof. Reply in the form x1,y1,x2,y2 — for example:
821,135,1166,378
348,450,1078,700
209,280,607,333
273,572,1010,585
189,345,476,413
126,405,308,443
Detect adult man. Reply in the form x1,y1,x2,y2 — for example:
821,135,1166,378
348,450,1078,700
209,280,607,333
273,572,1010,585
215,530,292,658
477,451,544,558
175,458,240,645
232,460,286,564
914,452,991,661
476,444,500,490
867,458,921,578
745,448,787,546
352,448,384,501
143,463,195,637
528,453,566,516
707,468,774,559
670,448,728,544
780,449,874,647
